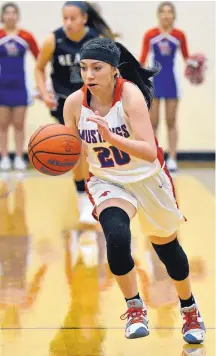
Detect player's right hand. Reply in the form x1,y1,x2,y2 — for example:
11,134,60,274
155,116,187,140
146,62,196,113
43,92,57,110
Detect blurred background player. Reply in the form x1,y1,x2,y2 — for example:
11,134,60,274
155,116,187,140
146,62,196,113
0,2,39,171
35,1,118,225
139,1,190,173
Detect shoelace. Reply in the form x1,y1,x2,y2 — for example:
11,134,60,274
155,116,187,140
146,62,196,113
120,307,146,324
183,309,201,332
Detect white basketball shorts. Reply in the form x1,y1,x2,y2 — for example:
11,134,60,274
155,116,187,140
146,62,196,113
86,168,186,238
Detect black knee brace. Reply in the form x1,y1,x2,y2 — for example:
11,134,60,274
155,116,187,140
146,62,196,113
151,238,189,281
99,207,134,276
75,179,86,193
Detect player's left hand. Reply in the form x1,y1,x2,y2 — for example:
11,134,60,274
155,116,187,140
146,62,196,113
87,111,113,142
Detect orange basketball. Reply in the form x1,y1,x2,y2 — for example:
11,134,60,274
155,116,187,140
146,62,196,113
28,124,82,176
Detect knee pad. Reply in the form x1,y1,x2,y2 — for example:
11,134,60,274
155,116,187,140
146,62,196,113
99,207,134,276
151,238,189,281
75,179,86,193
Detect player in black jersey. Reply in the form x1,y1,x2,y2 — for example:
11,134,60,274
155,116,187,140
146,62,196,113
35,1,118,225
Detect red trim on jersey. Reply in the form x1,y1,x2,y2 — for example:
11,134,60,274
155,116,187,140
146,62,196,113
139,27,189,63
162,162,187,221
156,139,177,205
154,137,186,220
171,29,189,60
164,165,179,207
164,166,187,221
0,29,6,38
85,173,98,221
82,77,127,109
155,137,165,168
139,28,160,65
163,163,187,221
0,29,39,58
112,77,127,105
81,85,88,108
19,29,39,58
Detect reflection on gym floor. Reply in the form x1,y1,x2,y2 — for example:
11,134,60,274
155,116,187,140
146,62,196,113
0,170,214,356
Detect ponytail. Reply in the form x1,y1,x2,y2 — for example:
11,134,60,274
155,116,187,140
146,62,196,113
116,42,161,110
86,2,120,40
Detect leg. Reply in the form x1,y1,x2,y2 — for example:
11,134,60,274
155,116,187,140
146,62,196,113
150,233,205,344
73,146,89,192
150,233,192,300
0,107,12,170
128,168,205,343
53,97,93,225
98,198,138,298
11,106,27,157
165,99,179,161
98,198,149,338
149,99,160,137
74,149,96,225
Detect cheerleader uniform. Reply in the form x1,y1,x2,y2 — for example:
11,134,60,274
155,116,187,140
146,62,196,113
0,29,39,107
140,27,189,99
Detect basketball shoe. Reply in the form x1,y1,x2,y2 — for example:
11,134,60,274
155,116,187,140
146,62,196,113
0,156,12,171
14,156,27,171
120,298,149,339
181,304,206,344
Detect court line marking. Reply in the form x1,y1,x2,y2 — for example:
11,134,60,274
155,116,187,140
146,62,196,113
1,327,215,330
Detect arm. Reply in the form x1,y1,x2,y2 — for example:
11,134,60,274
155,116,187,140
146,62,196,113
63,90,82,134
64,91,89,160
35,33,56,107
139,32,150,65
180,32,189,61
109,83,157,162
28,33,39,59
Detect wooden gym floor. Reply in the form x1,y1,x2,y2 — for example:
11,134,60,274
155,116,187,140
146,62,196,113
0,166,214,356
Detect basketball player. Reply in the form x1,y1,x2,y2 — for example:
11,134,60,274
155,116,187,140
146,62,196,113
0,2,39,171
63,37,205,343
139,2,190,173
35,1,117,225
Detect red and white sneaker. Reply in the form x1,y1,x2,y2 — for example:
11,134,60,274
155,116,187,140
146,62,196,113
120,299,149,339
181,304,206,344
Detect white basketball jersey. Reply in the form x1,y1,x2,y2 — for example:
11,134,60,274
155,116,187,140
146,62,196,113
78,78,164,184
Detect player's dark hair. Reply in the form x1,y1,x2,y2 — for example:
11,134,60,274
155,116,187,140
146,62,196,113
157,1,176,19
81,37,121,67
117,42,160,110
63,1,119,40
80,37,160,110
1,2,20,22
